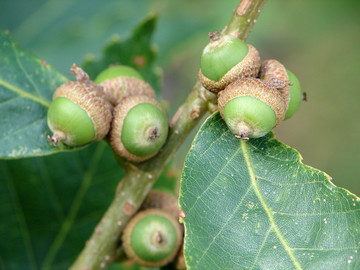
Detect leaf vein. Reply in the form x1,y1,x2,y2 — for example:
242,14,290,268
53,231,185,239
40,143,106,270
186,144,242,215
250,227,272,270
0,79,50,107
194,185,254,267
242,140,303,270
257,176,323,186
273,208,360,216
11,40,44,100
3,163,38,270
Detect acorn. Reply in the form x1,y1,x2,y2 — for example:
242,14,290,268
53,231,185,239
110,95,169,162
259,60,302,120
284,69,302,120
218,78,286,140
141,190,179,220
122,209,182,268
198,33,261,93
47,65,112,147
94,65,156,106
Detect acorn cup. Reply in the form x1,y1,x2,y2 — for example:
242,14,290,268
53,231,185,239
95,65,156,106
218,78,286,140
110,95,169,163
259,59,302,120
47,65,112,147
122,209,183,268
141,190,179,220
198,33,261,93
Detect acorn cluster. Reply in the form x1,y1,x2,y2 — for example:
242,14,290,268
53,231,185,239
47,64,168,162
199,32,303,140
122,190,184,268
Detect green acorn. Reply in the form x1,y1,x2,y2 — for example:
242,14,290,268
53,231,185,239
198,34,261,93
110,95,169,162
284,69,302,120
122,209,182,268
95,65,156,105
259,59,302,120
218,78,286,140
47,65,112,147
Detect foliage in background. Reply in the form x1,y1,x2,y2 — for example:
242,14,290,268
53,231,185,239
1,0,360,269
2,0,359,194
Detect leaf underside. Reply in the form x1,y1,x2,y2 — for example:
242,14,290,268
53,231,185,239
180,113,360,270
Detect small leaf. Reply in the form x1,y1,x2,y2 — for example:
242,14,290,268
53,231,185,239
0,30,71,159
0,141,125,270
82,14,162,95
179,113,360,270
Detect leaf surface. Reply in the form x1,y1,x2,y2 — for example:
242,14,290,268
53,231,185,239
82,15,161,96
0,30,69,159
0,141,125,270
179,113,360,270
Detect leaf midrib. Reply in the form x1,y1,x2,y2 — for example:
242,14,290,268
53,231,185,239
0,78,50,107
241,140,303,270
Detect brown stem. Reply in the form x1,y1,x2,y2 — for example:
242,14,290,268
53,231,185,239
70,1,267,269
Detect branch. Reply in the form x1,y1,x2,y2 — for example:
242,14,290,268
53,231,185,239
223,0,267,40
70,0,267,269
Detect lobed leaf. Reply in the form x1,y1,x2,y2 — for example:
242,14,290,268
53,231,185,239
82,15,162,96
179,113,360,270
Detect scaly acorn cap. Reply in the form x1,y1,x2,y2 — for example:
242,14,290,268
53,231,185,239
122,209,182,268
259,59,290,109
199,44,261,93
100,77,156,106
141,190,179,220
48,80,112,146
175,243,186,270
218,78,286,139
110,95,168,163
95,65,156,106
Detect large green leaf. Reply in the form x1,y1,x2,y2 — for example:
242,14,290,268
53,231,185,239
0,30,70,159
179,113,360,270
0,141,125,270
82,15,162,95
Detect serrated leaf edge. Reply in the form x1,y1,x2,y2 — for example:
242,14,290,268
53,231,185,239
180,112,360,269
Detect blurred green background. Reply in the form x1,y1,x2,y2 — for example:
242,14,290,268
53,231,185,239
1,0,360,195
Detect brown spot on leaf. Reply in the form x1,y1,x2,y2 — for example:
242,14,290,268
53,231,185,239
133,55,146,68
